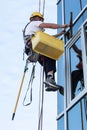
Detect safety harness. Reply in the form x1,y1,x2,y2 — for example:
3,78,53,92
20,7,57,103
23,22,39,62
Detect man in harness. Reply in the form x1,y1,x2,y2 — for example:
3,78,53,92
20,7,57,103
23,12,69,92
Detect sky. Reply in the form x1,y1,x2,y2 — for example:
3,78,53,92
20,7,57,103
0,0,58,130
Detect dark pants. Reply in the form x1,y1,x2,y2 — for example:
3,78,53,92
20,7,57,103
24,45,56,79
38,55,56,79
71,69,83,98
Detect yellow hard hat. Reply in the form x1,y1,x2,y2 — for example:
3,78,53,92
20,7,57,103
30,12,44,20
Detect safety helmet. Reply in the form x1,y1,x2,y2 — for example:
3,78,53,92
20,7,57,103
30,12,44,20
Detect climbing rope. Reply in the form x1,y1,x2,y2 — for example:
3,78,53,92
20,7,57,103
42,0,45,16
39,0,41,13
38,1,46,129
38,0,45,16
38,61,45,130
38,66,43,120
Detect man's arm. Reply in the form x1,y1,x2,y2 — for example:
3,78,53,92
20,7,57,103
52,30,66,37
39,23,69,29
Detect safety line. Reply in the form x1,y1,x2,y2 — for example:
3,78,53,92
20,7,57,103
42,0,45,16
38,0,45,16
38,66,43,121
38,61,45,130
39,0,41,13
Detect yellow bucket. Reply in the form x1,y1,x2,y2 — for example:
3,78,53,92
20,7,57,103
31,31,64,60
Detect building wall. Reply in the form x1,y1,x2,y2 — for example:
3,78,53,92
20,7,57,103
57,0,87,130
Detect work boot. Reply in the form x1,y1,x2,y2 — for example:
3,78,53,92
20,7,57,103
45,75,59,91
44,75,64,93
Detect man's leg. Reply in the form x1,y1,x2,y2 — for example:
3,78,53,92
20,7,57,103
43,57,61,91
38,56,63,92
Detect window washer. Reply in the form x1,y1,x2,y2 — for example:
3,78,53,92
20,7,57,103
23,12,69,91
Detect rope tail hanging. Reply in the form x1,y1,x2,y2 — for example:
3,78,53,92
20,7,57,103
38,60,45,130
38,66,43,120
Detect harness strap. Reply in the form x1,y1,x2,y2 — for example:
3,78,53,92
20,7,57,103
23,21,34,46
23,22,37,62
23,22,31,38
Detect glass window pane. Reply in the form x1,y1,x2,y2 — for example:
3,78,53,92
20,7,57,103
82,0,87,9
68,102,82,130
57,0,62,33
68,96,87,130
57,56,64,114
82,95,87,130
57,116,64,130
65,0,81,23
57,0,62,24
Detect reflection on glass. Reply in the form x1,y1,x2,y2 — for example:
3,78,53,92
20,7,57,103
57,56,64,114
57,116,64,130
68,96,87,130
70,38,84,99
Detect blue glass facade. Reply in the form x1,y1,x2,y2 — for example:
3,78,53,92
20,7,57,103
57,0,87,130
